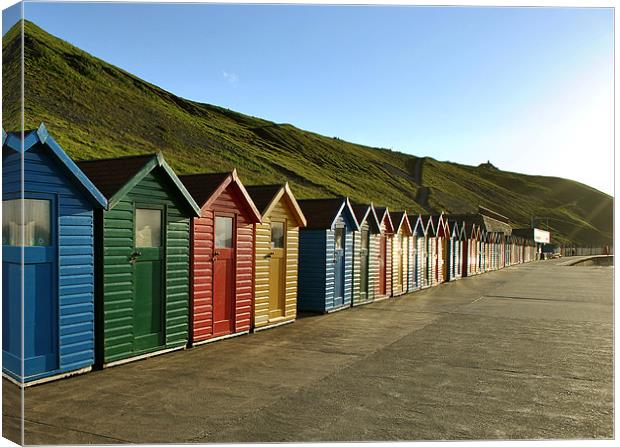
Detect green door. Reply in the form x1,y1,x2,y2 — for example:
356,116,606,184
132,207,164,352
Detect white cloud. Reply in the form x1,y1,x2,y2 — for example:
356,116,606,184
222,70,239,86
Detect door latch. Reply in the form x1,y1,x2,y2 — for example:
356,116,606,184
129,251,142,265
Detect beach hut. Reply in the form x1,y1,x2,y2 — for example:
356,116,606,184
410,214,427,289
422,216,438,286
351,204,382,306
452,220,464,280
77,153,200,367
465,223,482,275
179,171,261,344
445,219,459,281
373,207,394,300
2,125,107,384
245,183,306,331
434,214,449,284
405,213,418,292
390,211,412,297
297,198,359,313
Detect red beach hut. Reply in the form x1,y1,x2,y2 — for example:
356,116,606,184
179,170,262,344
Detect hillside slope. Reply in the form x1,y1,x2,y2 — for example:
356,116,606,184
2,21,613,245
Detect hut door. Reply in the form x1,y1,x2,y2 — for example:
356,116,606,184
401,236,408,291
213,215,235,336
268,220,286,318
2,196,58,376
359,228,369,301
378,235,386,295
133,207,164,352
333,227,345,307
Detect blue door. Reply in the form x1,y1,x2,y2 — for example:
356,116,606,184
2,195,58,378
333,227,345,307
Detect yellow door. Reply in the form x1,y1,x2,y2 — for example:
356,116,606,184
268,220,286,319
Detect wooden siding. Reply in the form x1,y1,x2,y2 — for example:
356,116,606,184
254,198,299,329
428,236,438,286
368,233,380,302
392,233,406,296
190,185,254,342
375,216,393,299
437,236,445,284
407,236,416,291
352,226,361,304
100,170,190,363
352,220,379,306
325,214,354,311
297,230,327,312
4,147,96,378
352,220,375,306
416,236,427,288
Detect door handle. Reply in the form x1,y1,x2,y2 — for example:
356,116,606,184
129,251,142,264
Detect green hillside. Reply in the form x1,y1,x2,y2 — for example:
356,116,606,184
2,20,613,245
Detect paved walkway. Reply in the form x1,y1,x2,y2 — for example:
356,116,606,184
2,259,613,443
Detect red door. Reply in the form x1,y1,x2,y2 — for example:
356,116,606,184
213,215,235,336
378,235,386,295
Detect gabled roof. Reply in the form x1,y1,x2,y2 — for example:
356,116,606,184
457,221,467,240
297,197,360,231
245,183,306,227
3,123,107,208
409,214,426,236
352,203,381,233
446,219,460,238
77,152,199,215
442,211,512,236
373,206,394,234
421,215,437,237
390,211,412,235
435,213,448,237
179,169,261,223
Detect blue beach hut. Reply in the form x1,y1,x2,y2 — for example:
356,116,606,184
2,124,107,385
297,198,359,313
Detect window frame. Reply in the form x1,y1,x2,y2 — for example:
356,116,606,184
2,192,56,249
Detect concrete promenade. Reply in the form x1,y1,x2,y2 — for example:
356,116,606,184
2,258,613,443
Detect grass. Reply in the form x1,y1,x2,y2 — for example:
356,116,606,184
2,20,613,246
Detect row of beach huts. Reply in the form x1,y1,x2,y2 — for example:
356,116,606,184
2,125,538,385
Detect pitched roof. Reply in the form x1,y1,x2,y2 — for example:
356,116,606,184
246,183,306,227
179,170,261,222
390,211,412,235
178,172,231,207
420,214,437,236
76,152,200,215
373,206,394,233
77,154,156,200
351,204,381,233
443,212,512,236
4,123,107,208
409,213,426,236
298,197,359,230
245,184,284,214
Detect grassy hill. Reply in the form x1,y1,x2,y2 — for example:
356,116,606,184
2,20,613,245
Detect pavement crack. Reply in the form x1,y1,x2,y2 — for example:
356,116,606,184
483,294,610,305
7,415,131,443
448,363,601,383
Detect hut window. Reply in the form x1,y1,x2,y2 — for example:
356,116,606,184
2,199,51,247
215,216,233,248
135,208,162,247
335,227,344,249
271,221,285,248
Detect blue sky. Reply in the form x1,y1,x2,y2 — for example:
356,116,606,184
3,2,614,194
